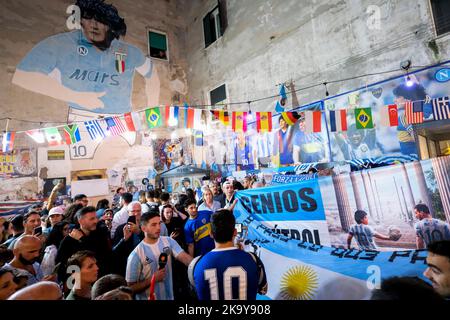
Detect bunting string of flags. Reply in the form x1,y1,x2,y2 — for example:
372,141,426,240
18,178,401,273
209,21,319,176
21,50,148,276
2,95,450,152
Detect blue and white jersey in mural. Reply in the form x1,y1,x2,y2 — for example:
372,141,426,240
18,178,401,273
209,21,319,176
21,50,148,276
17,30,152,114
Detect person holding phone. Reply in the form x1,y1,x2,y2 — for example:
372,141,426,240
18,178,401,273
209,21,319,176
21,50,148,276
7,211,44,250
111,201,144,276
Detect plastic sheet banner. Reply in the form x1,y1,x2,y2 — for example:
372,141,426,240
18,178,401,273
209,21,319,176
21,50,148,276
233,155,450,299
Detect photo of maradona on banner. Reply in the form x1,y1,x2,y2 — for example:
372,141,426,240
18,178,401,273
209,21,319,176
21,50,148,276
326,64,450,162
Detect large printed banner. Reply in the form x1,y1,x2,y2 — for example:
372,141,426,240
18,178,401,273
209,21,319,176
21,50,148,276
233,155,450,299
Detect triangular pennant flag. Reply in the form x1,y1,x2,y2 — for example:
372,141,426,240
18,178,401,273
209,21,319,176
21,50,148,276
84,120,106,141
63,124,81,144
145,107,162,128
105,116,126,136
43,127,63,146
329,110,348,132
232,112,247,132
2,132,15,152
25,129,46,143
354,108,374,129
379,105,398,127
256,112,273,133
124,112,136,131
281,111,300,126
304,111,322,133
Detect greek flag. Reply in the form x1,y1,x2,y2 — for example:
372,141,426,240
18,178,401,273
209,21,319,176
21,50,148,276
432,96,450,120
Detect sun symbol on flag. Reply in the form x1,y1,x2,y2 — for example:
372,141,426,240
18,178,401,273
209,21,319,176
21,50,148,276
279,266,318,300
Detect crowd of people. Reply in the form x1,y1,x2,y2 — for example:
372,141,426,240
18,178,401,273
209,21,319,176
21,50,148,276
0,175,449,301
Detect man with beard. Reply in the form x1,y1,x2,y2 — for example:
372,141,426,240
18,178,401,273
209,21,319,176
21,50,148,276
3,236,54,287
12,0,160,115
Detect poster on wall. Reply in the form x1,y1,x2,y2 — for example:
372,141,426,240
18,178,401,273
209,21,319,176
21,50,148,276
0,149,37,180
11,0,155,116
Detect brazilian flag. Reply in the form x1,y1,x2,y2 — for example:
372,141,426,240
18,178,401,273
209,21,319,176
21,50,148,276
145,107,162,128
354,108,374,129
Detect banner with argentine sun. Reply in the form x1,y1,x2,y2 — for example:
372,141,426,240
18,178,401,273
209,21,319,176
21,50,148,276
234,206,428,300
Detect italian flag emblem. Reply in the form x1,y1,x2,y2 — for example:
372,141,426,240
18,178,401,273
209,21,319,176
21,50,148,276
115,52,126,73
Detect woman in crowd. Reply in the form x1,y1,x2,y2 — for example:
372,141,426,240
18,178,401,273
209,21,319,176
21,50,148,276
41,221,70,277
197,186,221,213
161,205,186,247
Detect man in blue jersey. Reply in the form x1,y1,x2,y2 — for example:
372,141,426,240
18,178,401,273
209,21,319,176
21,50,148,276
414,204,450,249
12,0,160,115
125,210,192,300
183,199,215,257
189,209,268,300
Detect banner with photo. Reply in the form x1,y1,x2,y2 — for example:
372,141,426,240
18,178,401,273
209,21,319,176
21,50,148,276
234,155,450,250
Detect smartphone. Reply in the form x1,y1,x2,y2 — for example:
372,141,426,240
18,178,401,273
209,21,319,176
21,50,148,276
235,223,242,234
127,215,136,224
33,226,42,235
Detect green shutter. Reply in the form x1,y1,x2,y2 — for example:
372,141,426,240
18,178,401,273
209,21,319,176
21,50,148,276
149,32,167,51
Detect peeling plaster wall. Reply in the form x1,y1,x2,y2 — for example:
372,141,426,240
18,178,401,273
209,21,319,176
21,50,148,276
184,0,450,111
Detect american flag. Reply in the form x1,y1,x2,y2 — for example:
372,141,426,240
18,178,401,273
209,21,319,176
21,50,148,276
105,116,126,136
405,101,424,125
84,120,106,141
432,96,450,120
